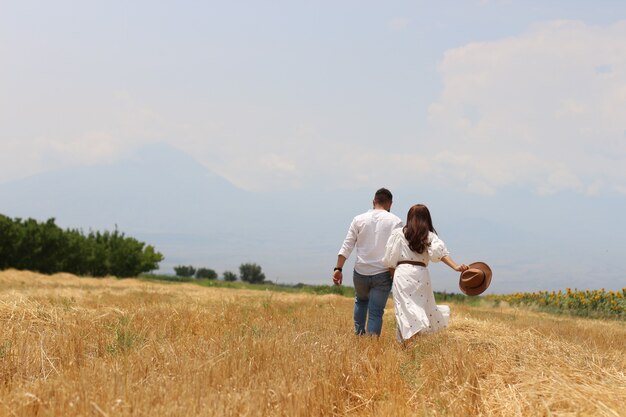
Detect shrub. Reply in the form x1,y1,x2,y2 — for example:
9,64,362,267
173,265,196,277
239,263,265,284
223,271,237,282
195,267,217,280
485,288,626,319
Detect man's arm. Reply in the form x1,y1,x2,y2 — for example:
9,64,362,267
333,219,358,286
333,255,347,286
338,219,357,260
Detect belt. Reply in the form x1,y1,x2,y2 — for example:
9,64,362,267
396,260,426,267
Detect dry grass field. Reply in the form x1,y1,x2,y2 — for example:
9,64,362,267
1,270,625,417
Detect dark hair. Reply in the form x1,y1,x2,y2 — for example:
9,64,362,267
403,204,438,254
374,188,393,205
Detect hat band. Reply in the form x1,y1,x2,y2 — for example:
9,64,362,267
465,270,486,289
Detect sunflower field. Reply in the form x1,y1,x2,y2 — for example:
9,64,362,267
486,288,626,319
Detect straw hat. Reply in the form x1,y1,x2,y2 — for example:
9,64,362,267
459,262,492,296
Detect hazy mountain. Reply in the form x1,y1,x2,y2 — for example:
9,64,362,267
0,143,244,231
1,143,624,293
0,143,350,282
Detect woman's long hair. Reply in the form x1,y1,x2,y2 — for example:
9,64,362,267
403,204,437,254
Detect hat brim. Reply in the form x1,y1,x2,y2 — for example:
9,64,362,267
459,262,492,296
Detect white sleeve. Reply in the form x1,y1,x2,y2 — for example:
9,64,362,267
338,218,358,258
428,233,450,263
382,230,402,268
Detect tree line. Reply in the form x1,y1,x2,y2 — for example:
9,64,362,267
173,262,265,283
0,214,163,277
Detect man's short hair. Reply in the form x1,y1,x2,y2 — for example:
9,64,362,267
374,188,393,205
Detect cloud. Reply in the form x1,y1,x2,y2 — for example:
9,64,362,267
207,19,626,195
0,139,44,184
388,17,410,32
217,152,302,190
3,17,625,197
423,20,626,195
0,131,137,183
0,89,167,181
45,132,125,165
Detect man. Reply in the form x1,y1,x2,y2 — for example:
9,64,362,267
333,188,403,336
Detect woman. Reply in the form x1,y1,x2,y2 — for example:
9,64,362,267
382,204,468,342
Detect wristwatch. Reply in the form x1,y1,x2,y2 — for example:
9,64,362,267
333,267,342,272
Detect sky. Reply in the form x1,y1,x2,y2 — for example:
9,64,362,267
1,1,626,292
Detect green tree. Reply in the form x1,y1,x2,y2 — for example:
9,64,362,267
139,245,164,275
104,228,163,277
42,219,65,273
84,231,111,277
239,263,265,284
61,228,88,275
174,265,196,277
223,271,237,282
195,267,217,280
0,214,18,270
0,214,164,277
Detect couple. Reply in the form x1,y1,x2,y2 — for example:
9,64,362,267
333,188,468,342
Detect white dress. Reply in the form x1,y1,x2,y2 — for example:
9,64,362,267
382,228,451,341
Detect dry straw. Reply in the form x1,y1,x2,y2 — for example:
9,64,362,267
1,270,625,416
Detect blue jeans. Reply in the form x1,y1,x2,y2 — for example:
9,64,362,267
353,270,392,336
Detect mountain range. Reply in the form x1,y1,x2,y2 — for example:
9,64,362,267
1,143,624,293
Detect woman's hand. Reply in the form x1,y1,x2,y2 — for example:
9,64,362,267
442,256,469,273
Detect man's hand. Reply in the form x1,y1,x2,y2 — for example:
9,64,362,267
332,270,343,286
333,256,347,286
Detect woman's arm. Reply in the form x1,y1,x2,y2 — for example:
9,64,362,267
441,255,469,272
382,230,401,269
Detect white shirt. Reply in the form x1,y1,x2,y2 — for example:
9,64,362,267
338,209,403,275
